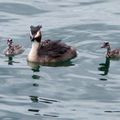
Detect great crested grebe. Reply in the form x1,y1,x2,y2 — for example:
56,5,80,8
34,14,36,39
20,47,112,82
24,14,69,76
27,25,77,64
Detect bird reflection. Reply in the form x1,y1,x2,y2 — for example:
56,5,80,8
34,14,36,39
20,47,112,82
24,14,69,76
47,60,75,67
27,60,74,78
27,60,75,87
30,96,39,102
98,57,110,78
29,95,58,103
28,95,59,117
27,61,41,87
6,56,20,65
27,61,41,79
8,56,13,65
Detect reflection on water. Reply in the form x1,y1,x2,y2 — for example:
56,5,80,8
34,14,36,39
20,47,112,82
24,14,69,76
5,56,20,65
27,60,75,88
43,114,58,118
27,60,75,84
104,110,120,113
98,57,110,76
30,95,57,104
28,109,39,112
98,57,110,81
27,60,75,68
27,62,40,87
29,95,59,117
30,96,39,103
31,66,41,80
0,0,120,120
8,56,13,65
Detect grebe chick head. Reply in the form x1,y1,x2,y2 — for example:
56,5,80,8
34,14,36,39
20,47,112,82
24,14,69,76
30,25,42,43
101,42,110,49
7,38,13,47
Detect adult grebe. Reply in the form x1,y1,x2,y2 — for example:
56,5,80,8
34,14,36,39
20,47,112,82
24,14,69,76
27,25,77,64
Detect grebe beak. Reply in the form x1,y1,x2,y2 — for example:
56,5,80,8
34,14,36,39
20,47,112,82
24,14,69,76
101,45,105,48
30,30,41,41
30,31,34,41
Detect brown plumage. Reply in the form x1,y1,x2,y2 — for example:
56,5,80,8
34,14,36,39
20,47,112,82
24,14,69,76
4,39,24,57
101,42,120,59
27,25,77,64
38,39,70,57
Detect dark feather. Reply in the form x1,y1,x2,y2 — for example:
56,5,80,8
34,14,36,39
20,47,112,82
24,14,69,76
30,25,41,35
37,39,70,57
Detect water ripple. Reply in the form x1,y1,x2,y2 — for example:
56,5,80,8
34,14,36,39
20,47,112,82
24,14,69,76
0,2,47,15
0,0,120,120
79,0,107,6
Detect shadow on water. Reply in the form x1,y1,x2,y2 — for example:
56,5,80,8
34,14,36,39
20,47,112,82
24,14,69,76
98,57,110,81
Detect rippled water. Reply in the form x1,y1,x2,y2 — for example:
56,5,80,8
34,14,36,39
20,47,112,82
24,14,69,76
0,0,120,120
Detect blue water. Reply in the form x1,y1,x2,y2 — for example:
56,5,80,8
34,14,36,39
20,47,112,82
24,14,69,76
0,0,120,120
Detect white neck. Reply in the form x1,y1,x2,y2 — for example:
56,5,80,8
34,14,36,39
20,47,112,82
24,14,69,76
28,41,40,61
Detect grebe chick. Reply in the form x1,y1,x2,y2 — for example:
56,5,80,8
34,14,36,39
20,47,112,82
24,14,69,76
4,38,24,57
101,42,120,59
27,25,77,64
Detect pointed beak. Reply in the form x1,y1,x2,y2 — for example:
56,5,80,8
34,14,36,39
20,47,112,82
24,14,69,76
30,30,41,41
101,43,105,48
30,31,34,41
7,39,13,46
101,45,104,48
30,36,34,41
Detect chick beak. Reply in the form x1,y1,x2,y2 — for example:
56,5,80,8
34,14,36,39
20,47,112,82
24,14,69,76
101,45,104,48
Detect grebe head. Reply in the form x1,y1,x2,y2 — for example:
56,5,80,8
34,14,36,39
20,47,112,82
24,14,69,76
7,38,13,47
101,42,110,49
30,25,42,43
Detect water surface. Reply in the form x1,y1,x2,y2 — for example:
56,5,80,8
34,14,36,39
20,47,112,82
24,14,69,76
0,0,120,120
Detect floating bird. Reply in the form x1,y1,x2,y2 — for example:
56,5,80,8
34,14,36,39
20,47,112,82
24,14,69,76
27,25,77,64
4,38,24,57
101,41,120,59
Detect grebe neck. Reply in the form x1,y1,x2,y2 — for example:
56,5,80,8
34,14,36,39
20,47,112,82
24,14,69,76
28,41,40,60
107,46,111,54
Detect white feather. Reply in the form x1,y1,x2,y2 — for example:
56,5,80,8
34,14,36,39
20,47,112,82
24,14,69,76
34,31,40,38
